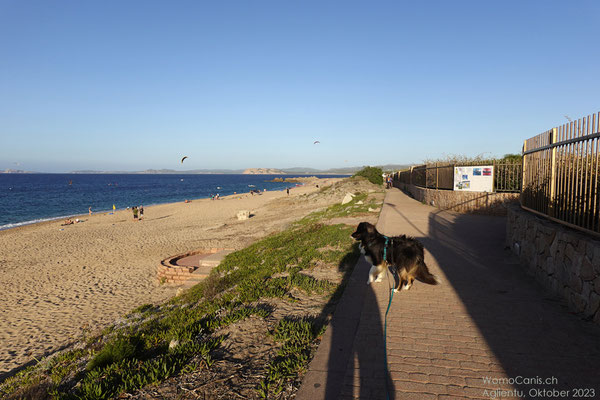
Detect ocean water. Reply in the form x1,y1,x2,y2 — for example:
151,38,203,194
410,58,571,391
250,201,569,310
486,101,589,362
0,174,347,230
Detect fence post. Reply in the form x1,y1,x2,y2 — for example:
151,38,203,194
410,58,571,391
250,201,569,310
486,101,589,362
549,128,558,217
521,141,527,206
492,160,496,192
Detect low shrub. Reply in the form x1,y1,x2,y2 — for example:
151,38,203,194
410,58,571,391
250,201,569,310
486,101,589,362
353,166,383,185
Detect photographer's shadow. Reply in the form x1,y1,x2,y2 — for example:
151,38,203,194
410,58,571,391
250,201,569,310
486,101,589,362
321,255,396,399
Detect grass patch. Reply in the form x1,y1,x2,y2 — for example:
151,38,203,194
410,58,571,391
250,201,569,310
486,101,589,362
86,335,141,371
296,192,381,226
258,316,326,398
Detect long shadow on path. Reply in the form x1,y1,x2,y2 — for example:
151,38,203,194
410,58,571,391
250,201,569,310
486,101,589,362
299,255,395,399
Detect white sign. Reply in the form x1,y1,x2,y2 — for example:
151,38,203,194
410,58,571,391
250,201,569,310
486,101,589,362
453,166,494,192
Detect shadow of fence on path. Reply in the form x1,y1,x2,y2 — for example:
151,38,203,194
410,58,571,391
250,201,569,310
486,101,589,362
423,209,600,395
381,198,600,396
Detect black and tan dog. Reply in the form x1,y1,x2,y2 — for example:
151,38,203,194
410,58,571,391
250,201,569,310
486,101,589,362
351,222,440,292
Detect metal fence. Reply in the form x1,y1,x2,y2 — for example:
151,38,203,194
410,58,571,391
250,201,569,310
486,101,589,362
396,162,522,192
522,111,600,236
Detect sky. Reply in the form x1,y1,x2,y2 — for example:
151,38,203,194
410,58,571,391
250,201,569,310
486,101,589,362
1,1,599,173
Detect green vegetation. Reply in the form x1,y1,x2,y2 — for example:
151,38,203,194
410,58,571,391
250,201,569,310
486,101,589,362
353,166,384,185
500,153,523,163
296,192,381,226
423,153,522,166
0,184,382,400
259,316,326,398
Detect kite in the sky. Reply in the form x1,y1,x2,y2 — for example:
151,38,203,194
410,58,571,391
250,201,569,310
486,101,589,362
313,141,320,144
181,156,188,163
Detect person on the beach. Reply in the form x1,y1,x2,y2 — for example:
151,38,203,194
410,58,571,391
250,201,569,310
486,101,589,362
132,206,138,220
113,204,116,213
287,187,290,196
89,206,92,216
139,205,144,220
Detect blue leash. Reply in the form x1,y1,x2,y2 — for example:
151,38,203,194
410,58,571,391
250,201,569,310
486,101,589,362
382,236,394,400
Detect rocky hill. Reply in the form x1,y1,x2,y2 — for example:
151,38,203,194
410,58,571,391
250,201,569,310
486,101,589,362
242,168,286,174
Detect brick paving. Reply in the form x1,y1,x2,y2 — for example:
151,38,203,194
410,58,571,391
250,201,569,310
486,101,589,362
297,188,600,399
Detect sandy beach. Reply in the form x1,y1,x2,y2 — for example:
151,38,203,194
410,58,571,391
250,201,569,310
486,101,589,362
0,177,347,376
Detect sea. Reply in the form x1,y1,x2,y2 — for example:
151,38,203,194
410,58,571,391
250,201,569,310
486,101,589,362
0,173,348,230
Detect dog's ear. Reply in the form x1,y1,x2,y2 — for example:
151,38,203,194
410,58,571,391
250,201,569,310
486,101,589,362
364,222,376,234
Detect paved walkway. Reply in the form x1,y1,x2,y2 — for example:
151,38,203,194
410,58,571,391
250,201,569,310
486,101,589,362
297,188,600,399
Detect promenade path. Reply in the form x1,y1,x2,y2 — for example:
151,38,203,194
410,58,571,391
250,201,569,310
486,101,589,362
297,188,600,399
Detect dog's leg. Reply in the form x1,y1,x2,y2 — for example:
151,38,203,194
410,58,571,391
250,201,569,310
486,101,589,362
367,264,377,284
395,270,408,293
374,264,385,282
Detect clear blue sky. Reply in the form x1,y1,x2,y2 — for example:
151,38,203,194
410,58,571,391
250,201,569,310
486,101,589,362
1,1,599,173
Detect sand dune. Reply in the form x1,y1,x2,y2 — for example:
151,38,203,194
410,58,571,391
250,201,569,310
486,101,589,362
0,178,344,376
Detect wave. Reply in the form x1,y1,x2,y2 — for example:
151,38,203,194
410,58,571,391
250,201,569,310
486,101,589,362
0,214,84,231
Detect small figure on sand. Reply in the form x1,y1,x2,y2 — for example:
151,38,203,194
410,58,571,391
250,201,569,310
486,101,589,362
61,218,83,226
286,187,290,196
89,206,92,216
112,204,116,213
132,206,139,220
139,205,144,220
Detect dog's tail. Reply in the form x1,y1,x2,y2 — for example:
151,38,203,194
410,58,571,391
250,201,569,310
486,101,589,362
416,258,441,285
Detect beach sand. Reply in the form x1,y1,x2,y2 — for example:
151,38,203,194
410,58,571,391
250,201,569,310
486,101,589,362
0,177,346,376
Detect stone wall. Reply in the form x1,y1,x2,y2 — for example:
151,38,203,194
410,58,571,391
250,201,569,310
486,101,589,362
506,205,600,324
158,248,223,284
394,182,519,215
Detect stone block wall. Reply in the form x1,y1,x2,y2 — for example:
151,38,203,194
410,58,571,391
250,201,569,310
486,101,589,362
158,248,223,284
395,182,519,215
506,205,600,324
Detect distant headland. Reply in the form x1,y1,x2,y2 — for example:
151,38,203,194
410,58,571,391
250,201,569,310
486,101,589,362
242,168,285,174
1,164,410,175
1,169,32,174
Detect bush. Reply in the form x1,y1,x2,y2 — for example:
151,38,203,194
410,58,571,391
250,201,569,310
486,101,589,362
353,166,383,185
